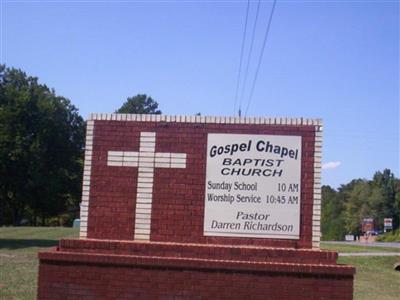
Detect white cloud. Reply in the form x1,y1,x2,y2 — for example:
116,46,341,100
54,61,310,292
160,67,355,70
322,161,342,170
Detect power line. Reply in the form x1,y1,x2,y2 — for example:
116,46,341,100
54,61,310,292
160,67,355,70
238,0,261,116
233,0,250,116
244,0,277,116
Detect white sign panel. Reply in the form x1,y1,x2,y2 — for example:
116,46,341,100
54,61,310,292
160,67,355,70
384,218,393,228
204,134,302,239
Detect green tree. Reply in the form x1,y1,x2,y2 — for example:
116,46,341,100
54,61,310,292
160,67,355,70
395,181,400,229
321,185,346,240
319,170,399,241
371,169,398,229
0,65,85,225
116,94,161,114
343,180,374,234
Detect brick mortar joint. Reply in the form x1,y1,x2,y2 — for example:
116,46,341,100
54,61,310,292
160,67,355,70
38,250,355,276
60,238,337,254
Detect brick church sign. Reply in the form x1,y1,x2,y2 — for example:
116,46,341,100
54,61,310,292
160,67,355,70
38,114,355,299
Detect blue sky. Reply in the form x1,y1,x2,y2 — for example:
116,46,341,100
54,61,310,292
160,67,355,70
2,0,399,188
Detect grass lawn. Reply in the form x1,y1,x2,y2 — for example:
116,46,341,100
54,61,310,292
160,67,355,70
0,227,78,300
1,227,399,300
321,242,400,253
339,256,400,300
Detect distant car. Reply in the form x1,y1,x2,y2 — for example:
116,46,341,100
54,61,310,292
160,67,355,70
366,230,379,236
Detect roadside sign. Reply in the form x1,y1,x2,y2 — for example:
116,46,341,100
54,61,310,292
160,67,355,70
362,218,374,233
345,235,354,241
384,218,393,232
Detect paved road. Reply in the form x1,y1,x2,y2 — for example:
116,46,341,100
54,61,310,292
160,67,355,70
339,252,400,257
324,241,400,248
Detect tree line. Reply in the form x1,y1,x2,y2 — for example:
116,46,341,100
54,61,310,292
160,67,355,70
321,169,400,240
0,66,160,226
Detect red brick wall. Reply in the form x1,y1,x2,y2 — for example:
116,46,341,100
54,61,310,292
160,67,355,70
87,121,316,248
38,251,353,300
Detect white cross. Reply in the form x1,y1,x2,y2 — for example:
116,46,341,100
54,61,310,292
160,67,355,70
107,132,187,241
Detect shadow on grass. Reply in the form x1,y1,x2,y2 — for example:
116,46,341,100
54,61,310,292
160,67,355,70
0,239,59,249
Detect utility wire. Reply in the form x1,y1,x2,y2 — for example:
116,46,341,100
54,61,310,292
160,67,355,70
244,0,277,116
238,0,261,116
233,0,250,116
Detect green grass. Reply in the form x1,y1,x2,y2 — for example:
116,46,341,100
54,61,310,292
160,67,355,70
322,242,400,300
0,227,78,300
376,230,400,242
339,256,400,300
1,227,400,300
321,242,400,253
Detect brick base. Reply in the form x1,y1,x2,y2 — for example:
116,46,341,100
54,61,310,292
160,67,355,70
38,239,355,300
